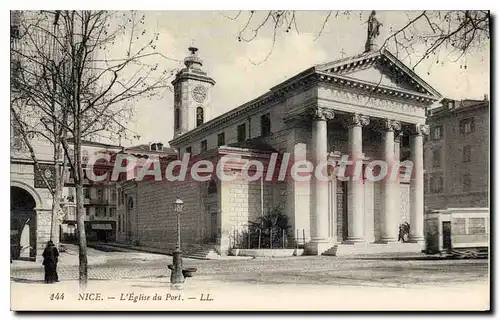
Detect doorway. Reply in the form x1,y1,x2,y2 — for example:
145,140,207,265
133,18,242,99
209,212,218,243
442,221,452,252
11,186,37,260
337,181,348,241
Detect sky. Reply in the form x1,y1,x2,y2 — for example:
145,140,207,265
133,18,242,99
119,10,490,147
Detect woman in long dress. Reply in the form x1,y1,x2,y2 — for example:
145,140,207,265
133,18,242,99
42,240,59,283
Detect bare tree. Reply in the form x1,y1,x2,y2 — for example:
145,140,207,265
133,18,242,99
11,10,174,289
225,10,490,67
11,10,69,247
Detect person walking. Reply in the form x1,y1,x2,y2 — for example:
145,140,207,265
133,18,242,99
42,240,59,283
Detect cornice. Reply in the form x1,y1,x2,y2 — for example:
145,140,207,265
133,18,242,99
170,67,438,147
315,71,437,105
169,74,319,146
171,71,216,86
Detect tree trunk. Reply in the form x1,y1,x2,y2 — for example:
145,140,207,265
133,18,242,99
75,182,88,289
50,143,61,246
74,135,88,290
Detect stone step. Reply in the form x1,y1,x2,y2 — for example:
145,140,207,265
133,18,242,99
322,242,423,256
322,245,338,256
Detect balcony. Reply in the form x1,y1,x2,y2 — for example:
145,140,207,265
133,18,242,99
88,198,109,205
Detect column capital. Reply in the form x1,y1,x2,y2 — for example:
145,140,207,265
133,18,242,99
383,119,402,132
309,107,335,121
410,123,430,136
347,113,370,127
394,131,403,143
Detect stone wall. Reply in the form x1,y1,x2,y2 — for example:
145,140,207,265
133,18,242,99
219,171,273,254
132,179,203,251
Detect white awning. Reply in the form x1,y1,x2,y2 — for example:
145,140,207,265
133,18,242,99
91,223,113,230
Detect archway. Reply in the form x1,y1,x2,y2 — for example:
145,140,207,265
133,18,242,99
11,186,37,260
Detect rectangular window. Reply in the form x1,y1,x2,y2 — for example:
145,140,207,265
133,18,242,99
85,207,90,217
117,188,123,205
432,149,441,168
67,188,75,202
81,150,89,163
118,215,121,231
463,145,472,163
431,125,443,140
109,207,116,218
463,173,471,192
217,132,225,147
11,123,23,150
186,146,192,154
260,113,271,137
10,25,20,39
452,218,466,235
83,188,90,198
469,218,486,234
201,140,208,153
111,189,117,203
95,207,106,218
97,187,104,200
460,118,475,134
64,206,76,221
174,108,180,130
237,123,246,143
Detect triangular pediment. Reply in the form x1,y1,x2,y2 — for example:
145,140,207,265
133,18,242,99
315,49,441,98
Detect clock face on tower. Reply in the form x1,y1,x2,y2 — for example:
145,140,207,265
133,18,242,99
192,85,207,103
44,168,52,179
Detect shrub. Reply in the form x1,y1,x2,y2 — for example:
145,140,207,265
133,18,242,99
235,205,291,249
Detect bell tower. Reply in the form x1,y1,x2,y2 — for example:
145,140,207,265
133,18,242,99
172,47,216,138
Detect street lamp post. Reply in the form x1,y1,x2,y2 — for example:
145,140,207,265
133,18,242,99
170,197,184,284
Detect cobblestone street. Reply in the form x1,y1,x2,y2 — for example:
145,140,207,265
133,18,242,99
10,249,490,310
11,249,489,288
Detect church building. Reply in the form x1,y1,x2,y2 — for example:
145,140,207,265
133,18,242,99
116,27,442,256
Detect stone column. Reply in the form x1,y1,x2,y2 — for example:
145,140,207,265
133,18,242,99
346,114,369,243
379,119,401,243
308,107,335,255
409,123,429,243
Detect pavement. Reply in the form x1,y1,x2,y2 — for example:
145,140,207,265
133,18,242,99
10,246,490,311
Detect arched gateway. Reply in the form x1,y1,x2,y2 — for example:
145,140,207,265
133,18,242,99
10,183,41,260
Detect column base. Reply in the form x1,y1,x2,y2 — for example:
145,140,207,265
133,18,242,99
375,237,399,244
305,239,334,255
342,237,366,244
408,236,425,244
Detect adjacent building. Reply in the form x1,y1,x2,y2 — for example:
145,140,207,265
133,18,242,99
424,97,489,210
60,140,123,243
10,10,55,260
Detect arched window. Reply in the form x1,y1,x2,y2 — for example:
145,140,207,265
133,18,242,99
127,197,134,210
174,108,181,130
196,107,204,127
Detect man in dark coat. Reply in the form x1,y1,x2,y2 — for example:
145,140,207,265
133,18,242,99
42,240,59,283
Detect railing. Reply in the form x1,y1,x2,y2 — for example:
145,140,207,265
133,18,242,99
88,198,109,205
230,228,309,250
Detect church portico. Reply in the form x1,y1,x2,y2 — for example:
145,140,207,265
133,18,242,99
292,106,429,254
